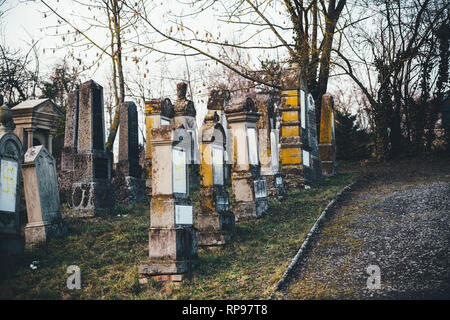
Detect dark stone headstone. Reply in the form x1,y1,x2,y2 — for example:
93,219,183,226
67,80,114,216
0,104,24,272
113,101,146,205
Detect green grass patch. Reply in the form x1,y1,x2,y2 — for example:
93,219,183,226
0,172,358,299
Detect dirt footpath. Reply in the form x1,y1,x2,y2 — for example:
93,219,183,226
282,157,450,299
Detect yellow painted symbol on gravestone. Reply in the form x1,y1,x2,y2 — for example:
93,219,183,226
2,165,15,196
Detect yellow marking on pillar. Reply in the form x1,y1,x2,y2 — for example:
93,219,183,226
200,144,213,187
319,108,332,144
145,102,155,116
145,117,154,159
281,148,302,165
281,111,299,122
281,90,299,106
281,126,299,137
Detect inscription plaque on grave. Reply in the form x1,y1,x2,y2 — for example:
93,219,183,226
276,176,283,186
303,150,310,167
172,148,187,194
300,90,306,129
270,131,279,172
161,117,171,126
175,205,193,225
212,147,224,186
0,159,18,212
247,127,259,165
254,178,267,199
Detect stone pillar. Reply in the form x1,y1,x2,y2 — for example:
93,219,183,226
113,101,146,205
280,89,304,189
255,91,286,198
303,93,323,183
139,124,198,282
225,97,268,221
173,82,200,187
207,89,232,182
59,89,79,202
143,98,174,192
68,80,113,216
197,112,235,247
0,102,24,267
22,145,67,246
319,93,337,176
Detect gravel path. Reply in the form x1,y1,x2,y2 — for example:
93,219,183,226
282,158,450,299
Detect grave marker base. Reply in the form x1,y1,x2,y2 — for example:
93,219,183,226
68,181,113,217
197,212,235,246
24,220,67,247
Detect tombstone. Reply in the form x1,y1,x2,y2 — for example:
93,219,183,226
68,80,114,216
0,101,24,264
255,91,286,199
173,82,200,187
139,124,197,282
197,112,234,246
143,98,174,192
22,145,67,246
280,87,304,189
11,98,63,155
319,93,337,176
207,89,232,182
303,93,323,183
225,97,268,221
113,101,146,205
59,89,79,202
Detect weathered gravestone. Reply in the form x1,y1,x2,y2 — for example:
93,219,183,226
59,89,79,201
22,145,67,246
197,112,234,246
280,86,305,189
225,97,268,220
67,80,114,216
173,82,200,187
143,98,174,192
11,98,63,154
113,101,146,205
303,93,323,183
207,89,232,182
0,101,24,264
319,93,337,176
255,91,286,198
139,124,197,282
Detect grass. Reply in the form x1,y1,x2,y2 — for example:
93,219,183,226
0,172,358,300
